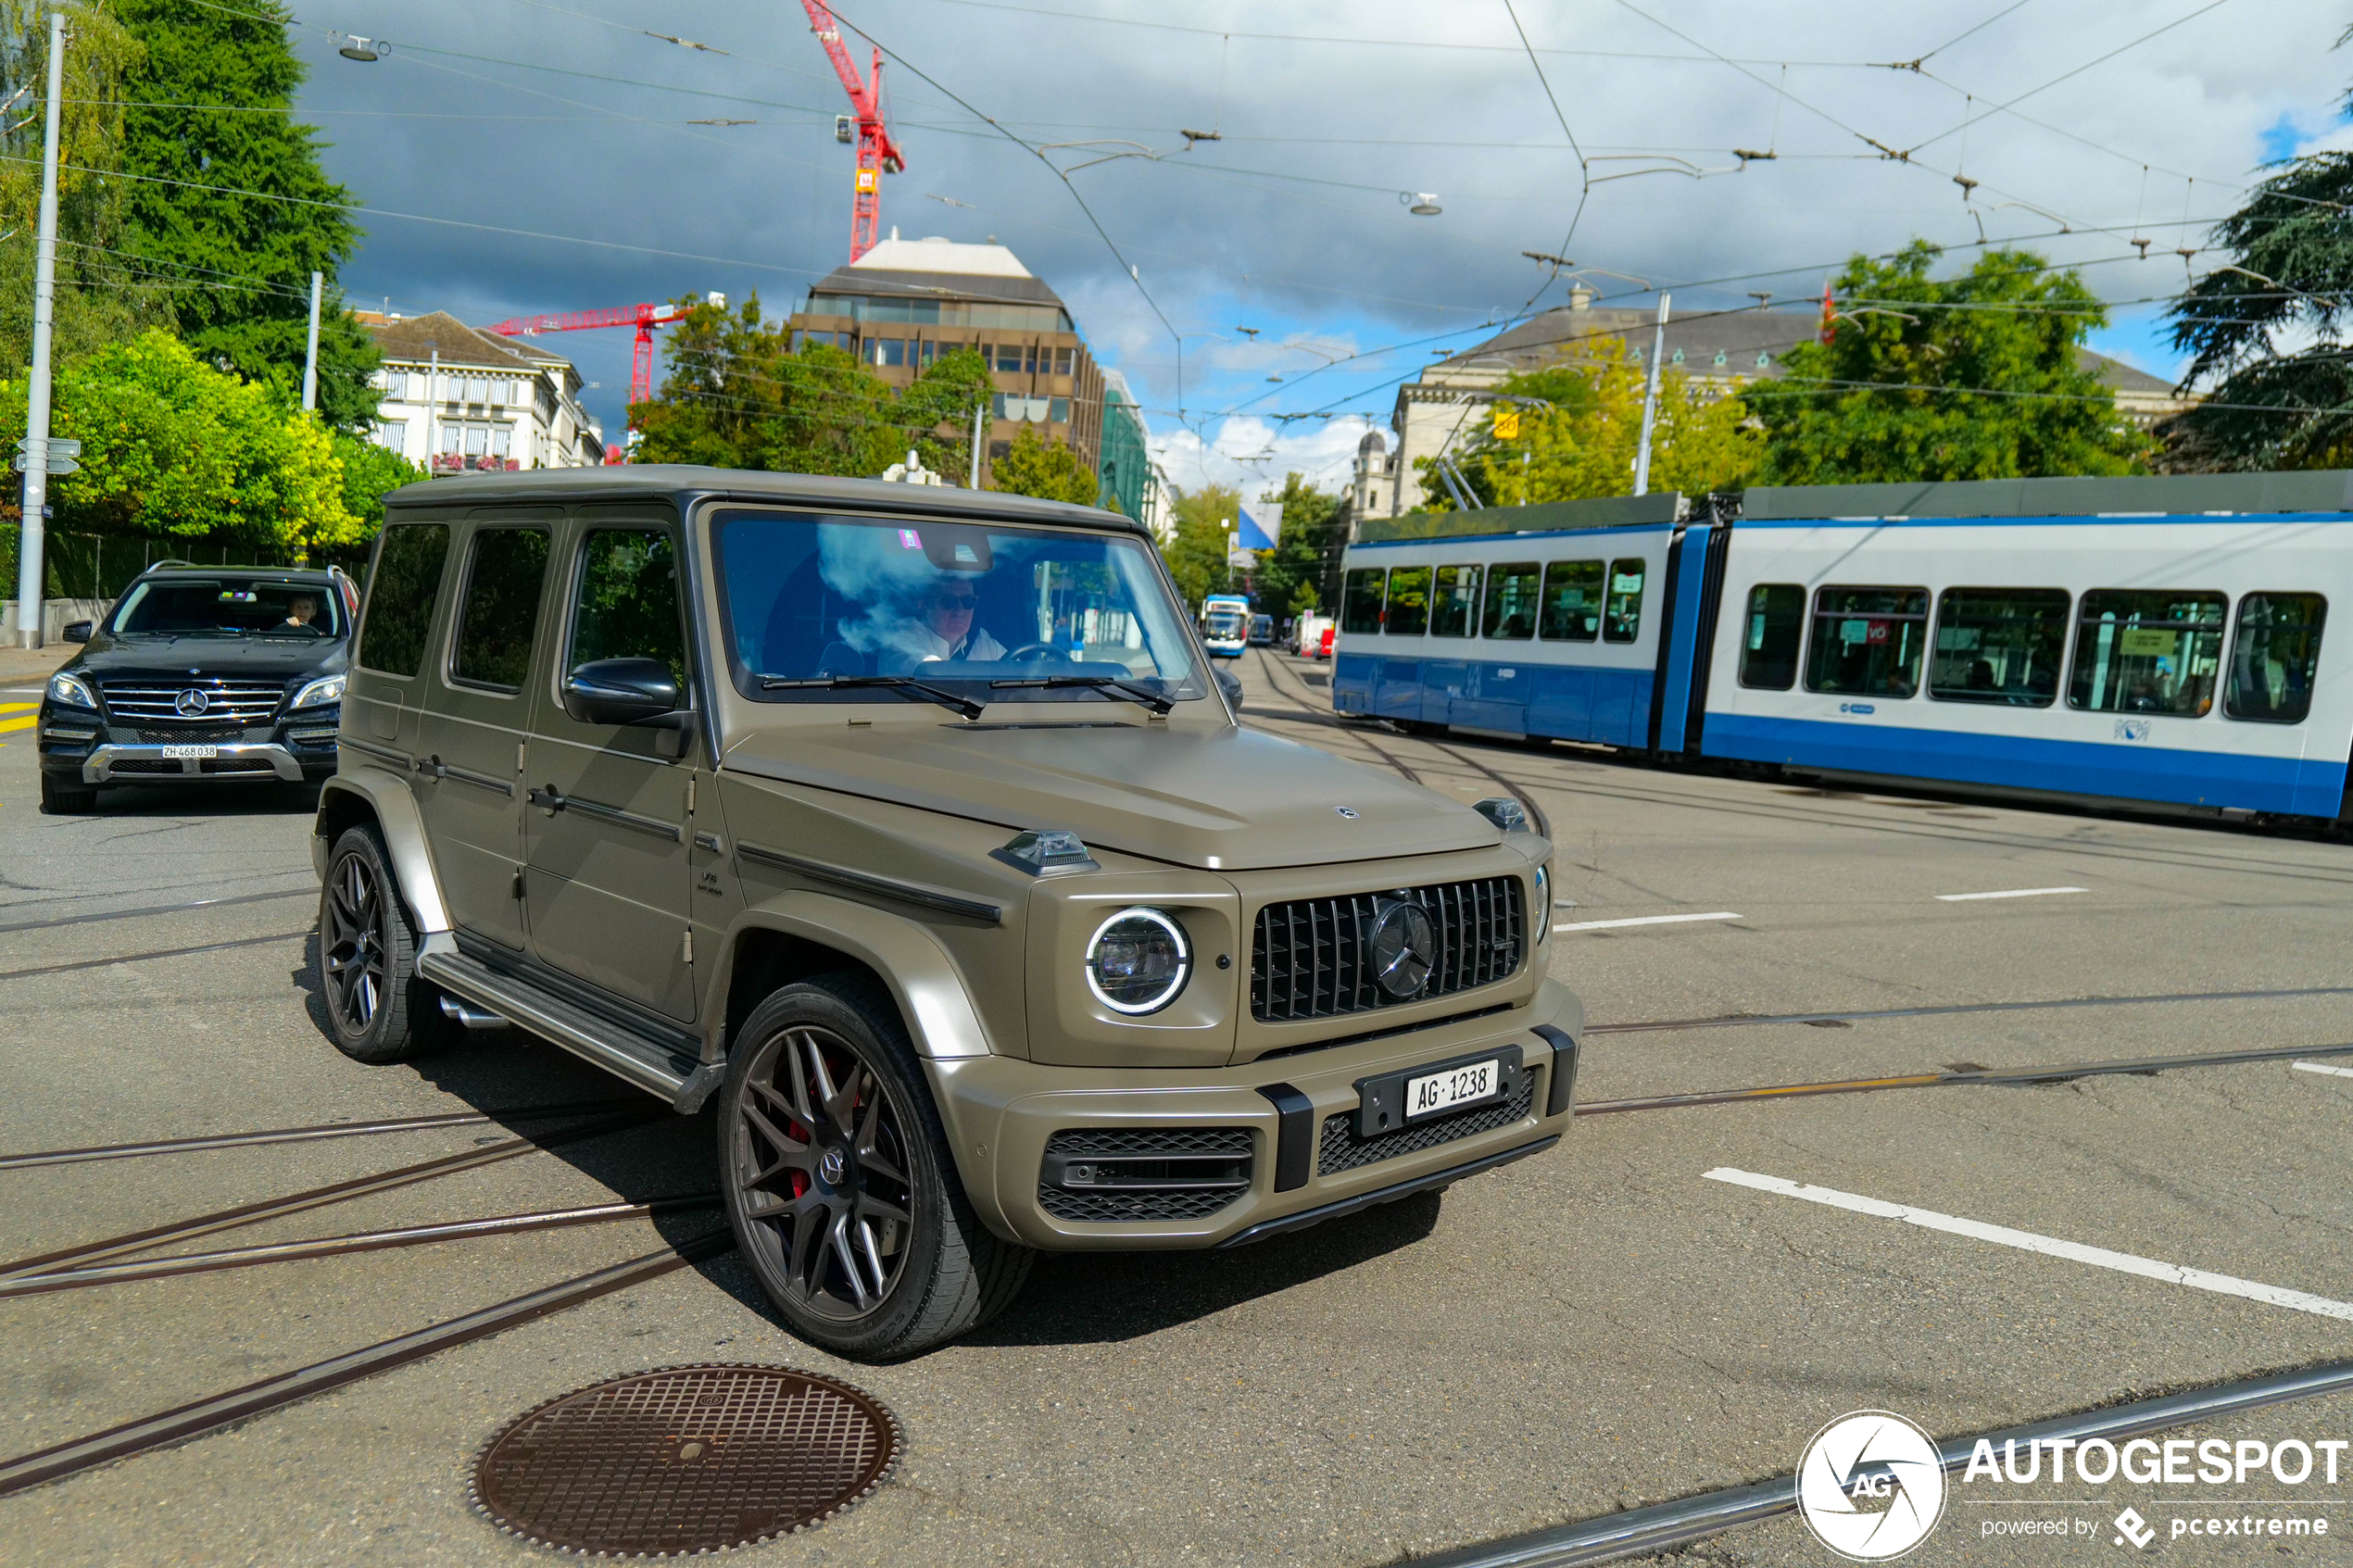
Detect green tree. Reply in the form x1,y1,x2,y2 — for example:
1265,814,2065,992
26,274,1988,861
113,0,380,430
332,432,425,533
1749,242,2146,483
0,328,359,547
989,423,1099,503
1161,482,1239,608
634,294,994,478
1245,472,1344,614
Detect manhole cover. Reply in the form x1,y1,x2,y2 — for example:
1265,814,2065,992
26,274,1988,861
472,1364,902,1556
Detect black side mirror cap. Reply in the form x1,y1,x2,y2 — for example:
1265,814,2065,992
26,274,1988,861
562,657,680,726
1214,668,1242,708
62,621,91,643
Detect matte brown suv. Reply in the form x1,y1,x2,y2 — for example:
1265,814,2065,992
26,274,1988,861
313,468,1580,1358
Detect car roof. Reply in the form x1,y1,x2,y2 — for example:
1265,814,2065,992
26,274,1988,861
136,564,336,582
380,464,1150,538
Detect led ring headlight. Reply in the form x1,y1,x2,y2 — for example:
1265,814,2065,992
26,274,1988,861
1085,907,1190,1015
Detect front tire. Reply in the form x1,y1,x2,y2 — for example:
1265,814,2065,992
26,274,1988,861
721,975,1032,1360
39,771,96,815
319,824,449,1064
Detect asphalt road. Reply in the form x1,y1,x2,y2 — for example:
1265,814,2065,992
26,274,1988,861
4,647,2351,1567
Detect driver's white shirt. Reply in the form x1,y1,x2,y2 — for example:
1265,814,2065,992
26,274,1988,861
879,623,1005,674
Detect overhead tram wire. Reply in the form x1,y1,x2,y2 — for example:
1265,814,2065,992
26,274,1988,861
1895,0,2042,67
1500,0,1592,256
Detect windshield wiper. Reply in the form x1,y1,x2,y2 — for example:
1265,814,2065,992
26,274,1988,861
990,675,1176,715
761,674,985,721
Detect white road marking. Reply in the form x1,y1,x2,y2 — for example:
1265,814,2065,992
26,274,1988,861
1705,1167,2353,1323
2293,1061,2353,1080
1934,886,2088,902
1553,911,1742,934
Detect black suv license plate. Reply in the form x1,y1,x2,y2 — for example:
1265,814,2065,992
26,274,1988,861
1353,1046,1524,1138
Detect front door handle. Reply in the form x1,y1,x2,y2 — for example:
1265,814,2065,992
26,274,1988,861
528,784,565,815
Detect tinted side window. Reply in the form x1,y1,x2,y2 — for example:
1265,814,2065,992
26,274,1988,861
1483,562,1539,639
2225,592,2324,724
571,529,687,688
1930,587,2069,707
1738,583,1804,690
1806,586,1929,697
1604,558,1646,644
1539,559,1602,641
1340,568,1386,634
1431,564,1479,637
358,524,450,678
2068,590,2224,717
1384,565,1430,636
452,528,551,692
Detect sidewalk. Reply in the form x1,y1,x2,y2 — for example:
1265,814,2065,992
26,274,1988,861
0,641,71,688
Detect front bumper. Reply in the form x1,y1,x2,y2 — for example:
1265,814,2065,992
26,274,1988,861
77,742,308,783
927,977,1582,1250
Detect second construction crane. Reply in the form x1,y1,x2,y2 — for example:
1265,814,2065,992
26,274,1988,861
801,1,903,262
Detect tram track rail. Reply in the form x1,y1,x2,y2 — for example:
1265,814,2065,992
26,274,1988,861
0,1097,651,1173
0,929,308,982
0,885,312,935
1590,982,2353,1035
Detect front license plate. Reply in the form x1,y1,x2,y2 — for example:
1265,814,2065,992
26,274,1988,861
160,745,218,760
1405,1057,1503,1121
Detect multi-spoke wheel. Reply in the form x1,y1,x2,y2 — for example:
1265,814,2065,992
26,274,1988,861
722,976,1033,1360
319,824,448,1064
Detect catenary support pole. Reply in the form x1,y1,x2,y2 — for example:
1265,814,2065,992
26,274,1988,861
427,348,440,470
970,399,985,487
13,12,64,649
1631,293,1670,498
301,271,322,412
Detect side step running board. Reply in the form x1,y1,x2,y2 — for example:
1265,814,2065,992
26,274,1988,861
418,947,724,1114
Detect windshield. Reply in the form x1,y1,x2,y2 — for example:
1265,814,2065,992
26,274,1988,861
109,577,344,638
1204,610,1247,637
712,509,1207,706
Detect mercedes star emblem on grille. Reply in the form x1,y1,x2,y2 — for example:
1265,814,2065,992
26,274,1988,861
173,688,210,717
1369,897,1436,998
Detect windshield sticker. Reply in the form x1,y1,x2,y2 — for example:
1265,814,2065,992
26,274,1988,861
898,529,921,550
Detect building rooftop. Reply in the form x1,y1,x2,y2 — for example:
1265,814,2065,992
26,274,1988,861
362,310,557,374
808,234,1067,309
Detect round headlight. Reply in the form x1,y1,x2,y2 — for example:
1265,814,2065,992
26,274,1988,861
1085,908,1190,1015
1533,864,1549,940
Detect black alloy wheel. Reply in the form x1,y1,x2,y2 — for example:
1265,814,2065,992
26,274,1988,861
319,825,447,1064
721,976,1032,1360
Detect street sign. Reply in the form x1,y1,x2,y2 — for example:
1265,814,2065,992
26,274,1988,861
12,452,76,473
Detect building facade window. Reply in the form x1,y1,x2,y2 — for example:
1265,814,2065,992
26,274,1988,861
373,420,407,453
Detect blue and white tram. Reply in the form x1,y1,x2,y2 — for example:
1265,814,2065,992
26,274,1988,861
1332,473,2353,823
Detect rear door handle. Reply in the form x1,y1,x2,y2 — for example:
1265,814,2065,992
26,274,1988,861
528,785,565,815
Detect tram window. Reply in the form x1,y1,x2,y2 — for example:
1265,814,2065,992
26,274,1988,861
2067,589,2225,717
1539,559,1603,641
1738,583,1805,689
1929,588,2070,707
2225,592,2325,724
1431,564,1480,637
1805,586,1929,697
1340,568,1387,634
1385,565,1431,636
1604,558,1646,643
1483,562,1540,639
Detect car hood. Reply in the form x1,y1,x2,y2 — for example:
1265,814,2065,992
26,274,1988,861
67,633,347,684
721,721,1503,871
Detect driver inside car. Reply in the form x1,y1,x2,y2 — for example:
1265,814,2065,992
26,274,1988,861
879,578,1005,672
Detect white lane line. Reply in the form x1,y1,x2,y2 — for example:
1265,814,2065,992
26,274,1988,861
2294,1061,2353,1080
1553,911,1743,934
1934,886,2089,902
1705,1168,2353,1323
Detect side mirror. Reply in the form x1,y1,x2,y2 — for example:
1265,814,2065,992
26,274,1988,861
1214,668,1243,709
561,658,680,727
62,621,91,644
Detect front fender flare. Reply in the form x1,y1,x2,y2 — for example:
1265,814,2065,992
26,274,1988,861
316,768,449,934
716,892,1000,1062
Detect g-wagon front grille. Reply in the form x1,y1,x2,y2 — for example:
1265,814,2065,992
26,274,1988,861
1038,1126,1252,1223
1251,875,1526,1022
97,678,283,724
1318,1073,1538,1176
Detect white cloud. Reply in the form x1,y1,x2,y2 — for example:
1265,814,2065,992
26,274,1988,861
1150,415,1377,497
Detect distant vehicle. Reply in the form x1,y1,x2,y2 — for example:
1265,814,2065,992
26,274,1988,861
1318,624,1335,660
1249,614,1275,646
1292,613,1333,659
36,562,357,814
1201,593,1250,659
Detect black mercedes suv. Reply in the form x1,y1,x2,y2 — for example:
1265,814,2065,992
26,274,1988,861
36,562,356,814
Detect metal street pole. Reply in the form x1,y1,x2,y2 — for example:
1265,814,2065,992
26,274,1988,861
970,398,985,487
300,270,322,411
1632,292,1671,498
13,11,63,649
427,346,439,470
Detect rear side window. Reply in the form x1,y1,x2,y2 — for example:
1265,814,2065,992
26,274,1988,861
1604,558,1646,644
1539,559,1603,641
1483,562,1540,639
1384,565,1430,636
1738,583,1804,689
2225,592,2325,724
358,523,450,677
1431,564,1479,637
451,528,551,692
1930,588,2070,707
2068,590,2224,717
1340,568,1386,634
571,528,688,688
1806,586,1929,697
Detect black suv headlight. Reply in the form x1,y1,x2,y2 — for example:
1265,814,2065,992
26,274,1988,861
1085,908,1191,1015
289,673,346,709
46,670,96,709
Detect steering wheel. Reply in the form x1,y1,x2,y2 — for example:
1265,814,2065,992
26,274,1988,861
1003,642,1060,662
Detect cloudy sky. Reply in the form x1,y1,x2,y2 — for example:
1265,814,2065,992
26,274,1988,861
292,0,2349,495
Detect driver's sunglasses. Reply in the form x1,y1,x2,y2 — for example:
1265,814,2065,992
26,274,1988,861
933,590,977,609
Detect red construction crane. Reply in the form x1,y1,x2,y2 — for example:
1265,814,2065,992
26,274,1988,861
800,0,904,261
484,302,693,464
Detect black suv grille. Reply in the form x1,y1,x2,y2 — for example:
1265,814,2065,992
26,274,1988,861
1318,1073,1537,1176
1252,875,1525,1022
1038,1127,1252,1223
97,677,283,724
